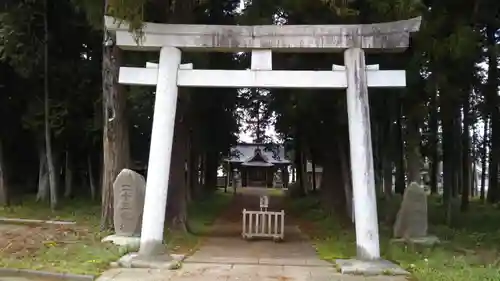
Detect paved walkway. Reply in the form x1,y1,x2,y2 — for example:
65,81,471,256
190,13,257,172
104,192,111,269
97,188,408,281
185,187,327,267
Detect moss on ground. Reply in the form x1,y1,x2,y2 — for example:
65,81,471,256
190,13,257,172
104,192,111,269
288,195,500,281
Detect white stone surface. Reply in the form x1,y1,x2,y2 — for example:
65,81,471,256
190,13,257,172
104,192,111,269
139,47,181,256
116,252,183,269
104,16,422,52
335,259,409,276
119,67,405,88
102,234,140,250
332,64,379,71
344,48,381,260
393,182,429,238
112,169,146,236
145,62,192,69
251,50,272,70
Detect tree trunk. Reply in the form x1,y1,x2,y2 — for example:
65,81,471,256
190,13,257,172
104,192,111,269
100,30,130,229
460,91,471,212
0,139,8,206
394,99,406,194
186,130,193,202
381,96,394,197
441,96,455,225
429,86,439,194
486,25,499,204
471,126,477,197
88,155,96,200
311,155,317,191
337,134,353,222
371,122,380,192
480,117,488,203
191,153,202,198
43,0,57,210
319,129,349,222
64,150,73,198
406,116,422,184
37,146,49,202
294,136,307,195
204,149,218,192
373,122,384,194
382,154,393,197
186,122,201,201
199,154,205,187
487,142,498,203
382,123,393,197
166,97,188,232
453,107,463,198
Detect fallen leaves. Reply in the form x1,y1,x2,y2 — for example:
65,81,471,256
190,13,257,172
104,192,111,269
0,224,92,258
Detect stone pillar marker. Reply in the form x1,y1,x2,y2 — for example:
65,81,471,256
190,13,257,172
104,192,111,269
392,182,440,246
113,169,146,236
102,168,146,249
232,169,241,194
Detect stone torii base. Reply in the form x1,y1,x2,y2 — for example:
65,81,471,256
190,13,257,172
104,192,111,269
335,259,409,276
114,252,185,270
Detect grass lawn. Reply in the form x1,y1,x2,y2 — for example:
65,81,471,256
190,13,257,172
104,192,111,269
288,195,500,281
0,191,231,275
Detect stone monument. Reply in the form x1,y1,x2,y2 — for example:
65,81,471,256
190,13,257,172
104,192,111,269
392,182,439,246
102,168,146,249
232,169,240,194
273,170,283,188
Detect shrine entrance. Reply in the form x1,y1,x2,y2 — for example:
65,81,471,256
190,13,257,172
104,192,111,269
105,16,421,264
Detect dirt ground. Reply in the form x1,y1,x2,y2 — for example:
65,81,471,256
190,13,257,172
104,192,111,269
0,224,91,258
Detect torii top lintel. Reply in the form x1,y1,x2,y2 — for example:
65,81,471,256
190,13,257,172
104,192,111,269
104,16,421,53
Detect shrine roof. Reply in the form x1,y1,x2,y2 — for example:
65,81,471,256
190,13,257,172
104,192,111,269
242,162,274,167
226,143,290,165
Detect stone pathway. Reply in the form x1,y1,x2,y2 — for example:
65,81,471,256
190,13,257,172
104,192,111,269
185,187,328,266
97,188,409,281
98,265,405,281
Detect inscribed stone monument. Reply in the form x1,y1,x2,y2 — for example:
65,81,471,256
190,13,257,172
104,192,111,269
232,169,241,194
273,170,283,188
393,182,428,238
113,168,146,237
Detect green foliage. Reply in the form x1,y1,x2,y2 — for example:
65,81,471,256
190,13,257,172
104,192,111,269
0,1,44,77
290,195,500,281
366,0,422,20
187,191,232,234
106,0,146,38
71,0,147,34
69,0,103,29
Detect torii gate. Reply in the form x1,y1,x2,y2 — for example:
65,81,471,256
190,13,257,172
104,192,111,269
105,16,421,271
